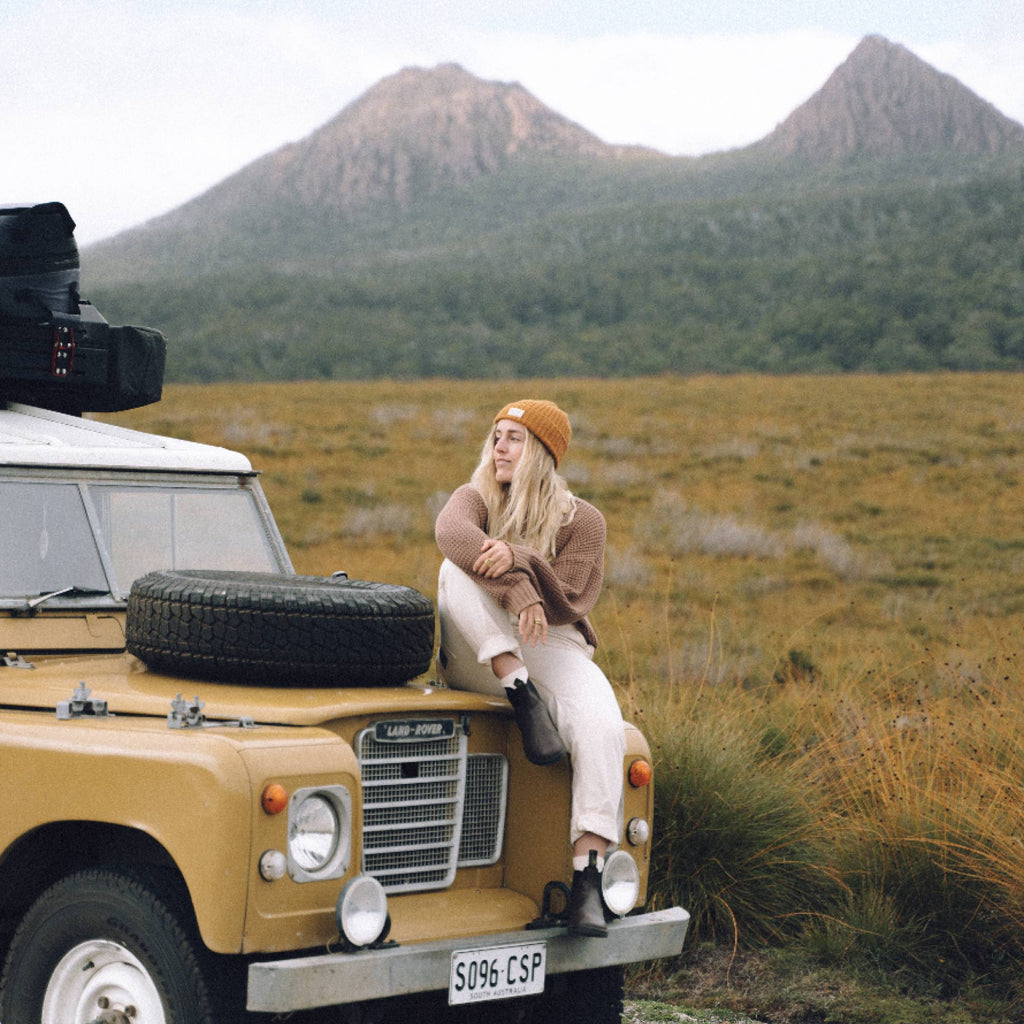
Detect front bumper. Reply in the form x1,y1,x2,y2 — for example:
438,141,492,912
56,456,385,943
246,906,689,1013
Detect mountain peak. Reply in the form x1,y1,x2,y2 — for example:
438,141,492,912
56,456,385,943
758,34,1024,161
234,63,627,212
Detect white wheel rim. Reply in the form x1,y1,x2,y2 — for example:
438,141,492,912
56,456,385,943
41,939,167,1024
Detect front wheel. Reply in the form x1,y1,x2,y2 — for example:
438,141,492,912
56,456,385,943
532,965,624,1024
0,869,218,1024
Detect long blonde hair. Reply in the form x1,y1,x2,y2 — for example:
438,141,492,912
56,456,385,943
471,427,576,560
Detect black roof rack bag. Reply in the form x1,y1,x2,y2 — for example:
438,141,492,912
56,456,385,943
0,202,166,414
0,202,80,320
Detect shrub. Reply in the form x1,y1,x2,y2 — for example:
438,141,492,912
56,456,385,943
641,679,839,946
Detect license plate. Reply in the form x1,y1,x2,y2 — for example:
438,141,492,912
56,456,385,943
449,941,546,1005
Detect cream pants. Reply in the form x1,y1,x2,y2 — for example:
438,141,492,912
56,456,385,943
436,559,625,846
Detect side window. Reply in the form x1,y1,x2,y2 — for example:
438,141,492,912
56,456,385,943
0,482,108,598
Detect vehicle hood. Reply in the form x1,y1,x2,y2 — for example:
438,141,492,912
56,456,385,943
0,650,508,726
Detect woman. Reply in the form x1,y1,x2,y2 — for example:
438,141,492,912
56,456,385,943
434,399,625,938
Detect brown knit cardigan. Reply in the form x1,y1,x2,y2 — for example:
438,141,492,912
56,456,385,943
435,483,606,649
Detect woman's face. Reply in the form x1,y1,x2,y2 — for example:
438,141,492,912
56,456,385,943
492,418,528,484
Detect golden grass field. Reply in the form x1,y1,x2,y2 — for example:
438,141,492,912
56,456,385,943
107,374,1024,995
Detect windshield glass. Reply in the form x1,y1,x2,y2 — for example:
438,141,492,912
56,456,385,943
0,477,283,601
0,482,108,597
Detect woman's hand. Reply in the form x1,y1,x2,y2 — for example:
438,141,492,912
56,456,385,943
473,538,512,578
519,603,548,646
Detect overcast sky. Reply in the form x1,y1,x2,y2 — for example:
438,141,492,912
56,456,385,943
2,0,1020,244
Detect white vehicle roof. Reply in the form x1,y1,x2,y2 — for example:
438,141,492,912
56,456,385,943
0,402,253,472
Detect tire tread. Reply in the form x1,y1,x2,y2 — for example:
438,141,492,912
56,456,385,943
126,569,435,687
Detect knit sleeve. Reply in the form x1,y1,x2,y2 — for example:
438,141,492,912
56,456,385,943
434,484,490,566
435,486,605,634
505,499,606,626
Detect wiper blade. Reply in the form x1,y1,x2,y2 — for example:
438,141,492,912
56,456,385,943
26,586,111,612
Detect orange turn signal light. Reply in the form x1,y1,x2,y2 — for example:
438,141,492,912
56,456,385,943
261,783,289,815
628,759,652,788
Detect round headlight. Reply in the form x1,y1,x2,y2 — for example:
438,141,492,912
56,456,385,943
286,786,351,882
289,794,339,872
601,850,641,917
336,875,390,949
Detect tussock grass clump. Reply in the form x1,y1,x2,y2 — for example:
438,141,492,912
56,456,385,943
639,680,839,947
647,497,787,561
644,492,873,579
795,670,1024,985
339,503,416,538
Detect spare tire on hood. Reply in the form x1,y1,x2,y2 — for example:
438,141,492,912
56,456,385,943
125,570,435,687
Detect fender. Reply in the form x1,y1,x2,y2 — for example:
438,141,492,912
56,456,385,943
0,711,353,953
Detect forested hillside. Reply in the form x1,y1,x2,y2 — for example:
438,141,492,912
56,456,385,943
84,38,1024,379
88,159,1024,378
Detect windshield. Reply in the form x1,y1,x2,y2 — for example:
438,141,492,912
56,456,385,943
0,476,286,602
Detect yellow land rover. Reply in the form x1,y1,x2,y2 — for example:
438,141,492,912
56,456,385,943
0,397,688,1023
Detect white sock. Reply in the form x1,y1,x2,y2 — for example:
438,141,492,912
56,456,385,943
573,854,604,872
500,670,527,690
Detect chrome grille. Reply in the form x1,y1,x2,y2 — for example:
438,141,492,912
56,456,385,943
459,754,508,865
357,721,507,893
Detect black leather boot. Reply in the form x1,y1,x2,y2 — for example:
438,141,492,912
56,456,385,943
504,678,566,766
568,851,607,937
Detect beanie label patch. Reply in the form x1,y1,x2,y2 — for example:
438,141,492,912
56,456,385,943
507,406,525,419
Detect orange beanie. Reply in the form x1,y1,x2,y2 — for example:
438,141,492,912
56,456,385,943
494,399,571,467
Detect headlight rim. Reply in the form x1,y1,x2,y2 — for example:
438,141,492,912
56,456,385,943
286,785,352,883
